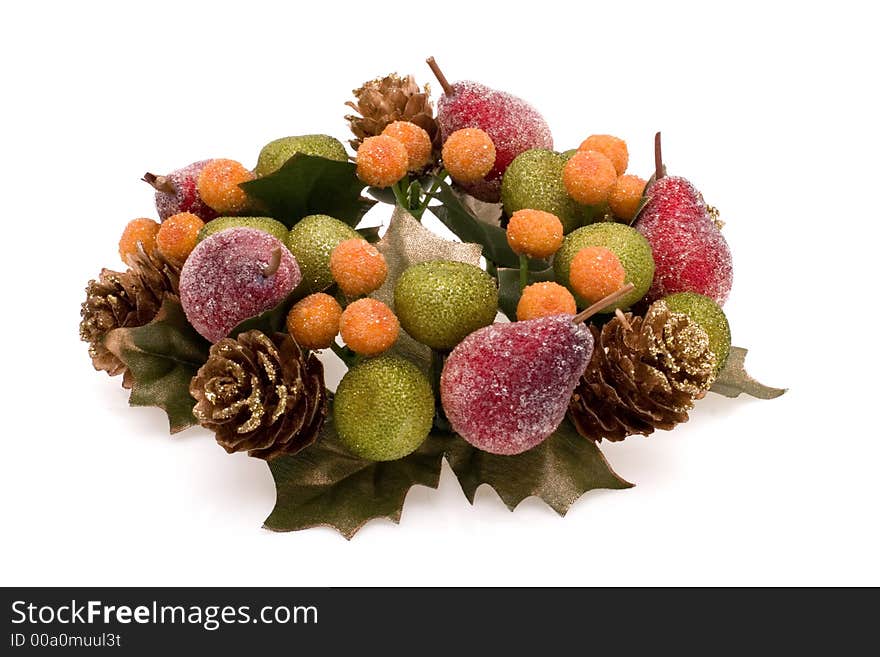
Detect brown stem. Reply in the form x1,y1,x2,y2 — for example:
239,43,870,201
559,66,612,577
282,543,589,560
426,56,454,96
142,172,176,195
262,247,282,277
614,308,632,332
572,283,635,324
654,132,664,181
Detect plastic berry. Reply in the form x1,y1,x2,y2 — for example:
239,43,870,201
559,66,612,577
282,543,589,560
356,135,409,188
569,246,627,304
609,174,647,221
516,282,577,321
196,158,255,214
382,121,433,171
118,217,160,264
563,150,617,205
578,134,629,175
339,298,400,356
329,239,388,298
442,128,496,184
286,293,343,350
506,209,564,259
156,212,205,263
143,160,218,222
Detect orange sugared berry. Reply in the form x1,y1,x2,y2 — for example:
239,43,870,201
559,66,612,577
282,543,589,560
442,128,495,184
356,135,409,188
119,217,160,263
516,282,577,321
563,150,617,205
578,134,628,175
506,209,564,259
156,212,205,263
609,174,647,221
569,246,627,304
330,239,388,298
339,298,399,356
382,121,432,171
196,158,254,214
286,293,343,350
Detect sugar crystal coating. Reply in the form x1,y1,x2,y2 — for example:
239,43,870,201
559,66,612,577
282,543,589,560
441,316,593,455
156,212,205,264
197,216,288,244
196,159,255,214
339,298,399,356
634,176,733,304
356,135,408,188
119,217,160,264
255,134,348,177
330,238,388,297
578,135,629,175
154,160,219,222
516,282,576,321
382,121,433,171
609,174,647,221
506,209,564,259
438,81,553,202
442,128,496,184
569,246,627,304
286,214,360,295
180,228,301,343
563,150,618,205
286,293,342,350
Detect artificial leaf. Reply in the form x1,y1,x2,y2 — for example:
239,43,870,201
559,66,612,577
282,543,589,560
103,298,210,433
710,346,787,399
496,266,556,321
372,207,483,369
228,288,300,338
444,419,633,514
264,421,449,538
356,225,381,243
430,180,521,268
240,153,375,228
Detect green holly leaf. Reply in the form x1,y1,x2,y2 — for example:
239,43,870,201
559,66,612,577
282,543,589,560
444,419,633,514
240,153,375,228
430,180,522,268
265,420,450,539
103,298,210,433
496,266,556,321
710,346,787,399
356,225,381,243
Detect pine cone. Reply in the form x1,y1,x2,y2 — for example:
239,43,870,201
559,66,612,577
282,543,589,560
190,330,328,460
569,301,717,442
80,244,180,387
345,73,439,152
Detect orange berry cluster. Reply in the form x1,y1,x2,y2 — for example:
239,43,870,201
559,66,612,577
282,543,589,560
356,121,433,188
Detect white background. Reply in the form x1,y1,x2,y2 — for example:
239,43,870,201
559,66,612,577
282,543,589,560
1,1,877,586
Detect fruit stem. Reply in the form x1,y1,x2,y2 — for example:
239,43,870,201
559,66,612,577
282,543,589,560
262,247,282,277
519,254,529,292
572,283,635,324
142,172,175,195
654,132,664,181
426,57,454,96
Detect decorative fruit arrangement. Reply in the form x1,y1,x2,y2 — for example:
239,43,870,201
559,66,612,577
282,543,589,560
80,57,784,538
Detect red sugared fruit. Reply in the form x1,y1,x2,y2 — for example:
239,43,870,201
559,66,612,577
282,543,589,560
563,150,617,205
196,159,255,214
339,298,399,356
143,160,219,222
516,282,577,321
382,121,433,171
330,239,388,298
506,209,564,259
156,212,205,264
356,135,409,188
569,246,627,304
441,128,496,184
578,135,629,175
119,218,160,264
441,315,593,455
286,293,343,350
180,228,301,343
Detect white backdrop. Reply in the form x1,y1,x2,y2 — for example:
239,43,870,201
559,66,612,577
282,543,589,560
1,0,877,586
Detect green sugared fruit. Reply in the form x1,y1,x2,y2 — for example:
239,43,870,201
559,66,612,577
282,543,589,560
286,215,360,295
663,292,731,373
197,216,288,243
394,260,498,350
254,134,348,177
501,149,586,233
334,355,434,461
554,223,654,311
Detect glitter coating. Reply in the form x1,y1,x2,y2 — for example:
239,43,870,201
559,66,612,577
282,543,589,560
339,298,399,356
501,149,585,233
154,160,219,222
609,174,647,221
577,135,629,175
382,121,433,171
441,316,593,455
254,134,348,177
285,215,360,295
663,292,731,373
156,212,205,264
506,209,564,259
555,223,654,310
330,238,388,297
634,176,733,305
196,159,255,214
516,282,577,321
563,150,618,206
334,355,434,461
356,135,408,188
394,260,498,350
442,128,496,184
437,81,553,202
180,228,301,343
118,218,159,264
286,293,343,350
569,246,627,304
197,216,288,244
